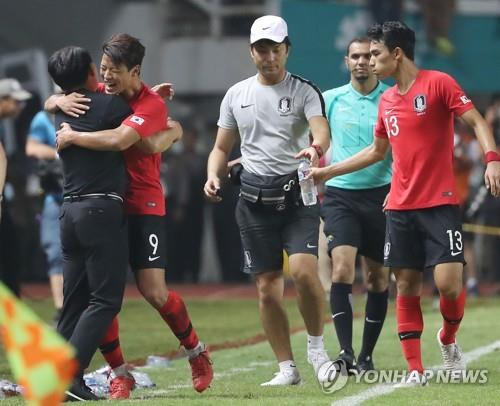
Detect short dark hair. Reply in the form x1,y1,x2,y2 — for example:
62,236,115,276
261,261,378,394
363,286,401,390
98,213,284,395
48,46,93,91
346,36,370,55
367,21,415,61
102,33,145,70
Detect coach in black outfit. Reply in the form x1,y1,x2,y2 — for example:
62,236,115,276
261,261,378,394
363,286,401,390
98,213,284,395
48,46,132,401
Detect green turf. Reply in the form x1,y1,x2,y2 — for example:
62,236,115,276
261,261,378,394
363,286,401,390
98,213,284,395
1,294,499,404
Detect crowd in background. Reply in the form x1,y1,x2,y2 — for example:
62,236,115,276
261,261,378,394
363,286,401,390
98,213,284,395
0,82,499,291
0,0,499,290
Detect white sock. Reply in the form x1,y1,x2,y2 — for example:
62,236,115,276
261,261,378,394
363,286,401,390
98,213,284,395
278,360,296,373
186,341,204,359
113,364,128,377
307,335,324,351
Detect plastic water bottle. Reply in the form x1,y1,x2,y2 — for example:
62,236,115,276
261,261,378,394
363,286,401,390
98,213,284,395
297,159,317,206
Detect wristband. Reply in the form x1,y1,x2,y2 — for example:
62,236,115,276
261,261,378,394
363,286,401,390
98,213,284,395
485,151,500,163
311,144,324,158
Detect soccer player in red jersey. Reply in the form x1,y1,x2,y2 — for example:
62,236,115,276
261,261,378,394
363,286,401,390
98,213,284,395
312,21,500,386
53,34,213,398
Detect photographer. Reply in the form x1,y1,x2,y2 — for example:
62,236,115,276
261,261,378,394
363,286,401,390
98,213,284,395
26,110,63,322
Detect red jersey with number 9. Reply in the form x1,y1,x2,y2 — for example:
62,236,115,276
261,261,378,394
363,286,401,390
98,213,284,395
97,82,167,215
374,70,474,210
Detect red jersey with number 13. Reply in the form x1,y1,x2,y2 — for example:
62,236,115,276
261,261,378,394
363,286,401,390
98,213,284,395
374,70,474,210
98,82,167,215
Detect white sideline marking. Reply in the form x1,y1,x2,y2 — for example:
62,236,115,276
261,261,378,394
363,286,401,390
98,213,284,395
331,340,500,406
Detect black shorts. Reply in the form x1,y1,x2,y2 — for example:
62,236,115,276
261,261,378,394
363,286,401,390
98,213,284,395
321,184,389,263
128,214,167,271
384,205,465,270
235,198,320,274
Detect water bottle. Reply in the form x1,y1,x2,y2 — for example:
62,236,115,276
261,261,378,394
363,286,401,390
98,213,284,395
297,159,317,206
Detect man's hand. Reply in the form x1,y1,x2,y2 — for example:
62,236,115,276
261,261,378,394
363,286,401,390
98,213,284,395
152,83,175,100
309,166,330,184
204,177,222,202
167,117,182,143
56,122,77,151
485,161,500,197
295,146,319,167
57,93,91,117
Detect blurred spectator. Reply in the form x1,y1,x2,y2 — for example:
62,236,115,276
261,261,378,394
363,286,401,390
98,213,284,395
477,94,500,282
485,93,500,145
367,0,403,24
0,78,32,296
453,120,483,296
418,0,456,56
212,137,247,283
25,110,63,320
164,128,207,282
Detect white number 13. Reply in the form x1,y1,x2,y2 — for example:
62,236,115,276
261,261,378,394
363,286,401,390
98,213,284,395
384,116,399,137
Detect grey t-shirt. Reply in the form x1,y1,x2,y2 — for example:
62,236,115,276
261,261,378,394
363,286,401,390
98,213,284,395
218,72,325,176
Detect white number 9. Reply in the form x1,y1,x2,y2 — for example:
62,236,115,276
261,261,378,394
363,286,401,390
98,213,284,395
149,234,158,255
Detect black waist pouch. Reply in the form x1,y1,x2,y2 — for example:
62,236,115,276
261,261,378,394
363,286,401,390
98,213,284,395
240,170,300,211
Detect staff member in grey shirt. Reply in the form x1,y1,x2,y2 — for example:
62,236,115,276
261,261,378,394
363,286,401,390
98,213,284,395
204,15,331,386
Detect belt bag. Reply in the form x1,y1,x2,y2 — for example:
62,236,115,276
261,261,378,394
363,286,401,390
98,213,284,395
240,170,299,210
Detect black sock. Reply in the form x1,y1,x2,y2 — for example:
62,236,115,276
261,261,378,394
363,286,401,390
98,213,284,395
359,289,388,361
330,282,353,353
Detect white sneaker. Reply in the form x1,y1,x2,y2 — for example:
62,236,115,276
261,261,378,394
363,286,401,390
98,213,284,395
393,371,428,388
260,369,301,386
307,349,330,374
437,328,466,371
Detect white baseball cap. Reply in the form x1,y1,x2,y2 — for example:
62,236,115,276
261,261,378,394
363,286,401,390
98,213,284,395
0,79,32,101
250,15,288,45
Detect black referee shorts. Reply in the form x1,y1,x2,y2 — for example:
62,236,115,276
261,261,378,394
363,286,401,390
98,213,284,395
384,204,465,270
321,184,389,263
235,197,320,274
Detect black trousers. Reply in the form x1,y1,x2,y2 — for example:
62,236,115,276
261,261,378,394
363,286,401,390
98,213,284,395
57,198,128,375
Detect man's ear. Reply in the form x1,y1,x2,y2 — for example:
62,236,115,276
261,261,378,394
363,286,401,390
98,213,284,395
393,47,404,61
131,65,141,77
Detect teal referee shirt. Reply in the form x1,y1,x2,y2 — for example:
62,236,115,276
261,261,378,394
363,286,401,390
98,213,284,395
323,81,392,189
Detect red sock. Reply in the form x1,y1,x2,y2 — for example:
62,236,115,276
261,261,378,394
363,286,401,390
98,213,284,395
99,317,125,369
159,291,199,350
439,288,466,345
396,295,424,373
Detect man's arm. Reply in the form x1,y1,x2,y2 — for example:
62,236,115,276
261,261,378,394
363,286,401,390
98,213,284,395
135,119,183,154
460,108,500,196
44,93,91,117
204,127,237,202
26,139,57,160
295,116,331,166
56,123,140,152
311,136,390,184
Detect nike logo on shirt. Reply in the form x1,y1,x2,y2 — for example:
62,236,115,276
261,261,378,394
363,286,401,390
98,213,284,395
241,104,254,109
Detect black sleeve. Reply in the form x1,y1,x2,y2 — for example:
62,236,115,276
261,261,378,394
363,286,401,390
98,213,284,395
106,96,133,128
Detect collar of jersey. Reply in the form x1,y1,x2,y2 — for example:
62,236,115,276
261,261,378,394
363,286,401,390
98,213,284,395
348,81,383,100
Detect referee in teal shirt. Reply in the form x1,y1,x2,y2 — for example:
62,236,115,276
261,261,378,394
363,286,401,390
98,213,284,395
321,37,391,373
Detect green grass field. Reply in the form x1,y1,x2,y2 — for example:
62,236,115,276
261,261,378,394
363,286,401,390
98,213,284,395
1,293,499,405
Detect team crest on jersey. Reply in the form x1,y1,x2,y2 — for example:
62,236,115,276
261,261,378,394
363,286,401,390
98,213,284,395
413,94,427,115
278,96,292,115
130,115,145,125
